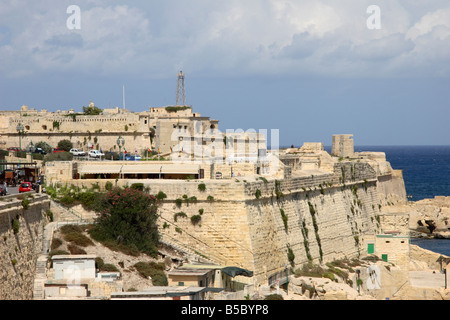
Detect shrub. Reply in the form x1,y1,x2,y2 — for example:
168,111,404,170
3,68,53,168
68,243,87,255
21,198,30,210
156,191,167,201
175,198,183,207
12,218,20,234
51,238,63,250
287,246,295,266
265,294,283,300
46,210,54,222
48,249,70,259
207,195,214,202
57,139,73,152
174,212,187,222
255,189,261,199
105,181,113,191
280,208,288,231
198,183,206,191
101,263,120,272
130,183,144,191
191,215,202,225
43,152,73,163
198,208,204,215
59,194,75,205
88,187,159,257
35,141,52,154
134,262,168,286
63,230,94,247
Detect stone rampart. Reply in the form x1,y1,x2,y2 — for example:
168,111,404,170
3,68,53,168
0,194,50,299
117,164,386,286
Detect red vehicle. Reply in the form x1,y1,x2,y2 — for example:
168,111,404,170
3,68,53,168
19,182,32,193
52,148,66,153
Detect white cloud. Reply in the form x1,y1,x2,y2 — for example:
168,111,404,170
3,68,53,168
0,0,449,79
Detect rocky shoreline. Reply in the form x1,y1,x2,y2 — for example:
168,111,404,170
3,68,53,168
383,196,450,239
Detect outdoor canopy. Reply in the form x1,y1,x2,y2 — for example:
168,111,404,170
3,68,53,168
221,267,253,278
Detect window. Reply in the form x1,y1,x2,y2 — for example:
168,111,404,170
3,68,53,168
178,282,184,286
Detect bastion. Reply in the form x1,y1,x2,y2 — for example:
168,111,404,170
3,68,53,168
41,134,407,286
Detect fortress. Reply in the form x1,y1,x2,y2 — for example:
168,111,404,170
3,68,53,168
0,97,411,295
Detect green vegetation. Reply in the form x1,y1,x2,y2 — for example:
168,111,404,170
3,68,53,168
287,245,295,267
57,139,73,152
156,191,167,201
191,214,202,225
88,187,160,257
165,106,191,113
12,217,20,234
174,211,187,222
82,105,103,115
35,141,52,153
134,261,168,286
280,208,288,231
21,198,30,210
265,294,283,300
198,183,206,192
130,183,144,191
255,189,262,199
43,151,73,164
60,225,94,247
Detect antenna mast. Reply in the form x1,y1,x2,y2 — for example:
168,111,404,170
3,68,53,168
176,71,186,106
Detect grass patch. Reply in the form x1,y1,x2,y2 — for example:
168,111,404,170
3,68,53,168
134,261,168,286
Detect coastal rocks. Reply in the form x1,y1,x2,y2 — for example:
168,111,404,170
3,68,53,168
409,197,450,239
288,275,374,300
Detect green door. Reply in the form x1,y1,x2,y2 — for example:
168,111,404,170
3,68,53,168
368,243,374,254
382,254,388,262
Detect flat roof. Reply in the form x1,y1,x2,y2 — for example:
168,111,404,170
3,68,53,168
52,255,97,260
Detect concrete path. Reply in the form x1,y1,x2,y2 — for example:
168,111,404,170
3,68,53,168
409,271,446,289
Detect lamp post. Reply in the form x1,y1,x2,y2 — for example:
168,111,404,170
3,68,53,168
117,136,125,160
16,123,24,150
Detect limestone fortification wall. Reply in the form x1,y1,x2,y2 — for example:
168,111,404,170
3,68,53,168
102,162,385,286
0,194,50,299
42,159,404,287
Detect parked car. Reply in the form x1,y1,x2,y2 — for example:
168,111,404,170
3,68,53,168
34,147,47,155
7,147,20,152
88,149,105,158
52,148,66,153
19,182,32,193
70,148,86,156
120,153,141,161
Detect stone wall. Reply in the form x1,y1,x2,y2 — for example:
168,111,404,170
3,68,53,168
40,159,404,287
0,194,50,299
128,165,386,286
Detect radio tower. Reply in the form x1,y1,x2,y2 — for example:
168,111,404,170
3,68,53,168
176,70,186,106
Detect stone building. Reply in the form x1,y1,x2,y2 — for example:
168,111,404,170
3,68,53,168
0,103,221,156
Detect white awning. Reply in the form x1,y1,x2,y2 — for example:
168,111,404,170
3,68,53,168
77,163,199,175
78,165,122,174
121,164,199,174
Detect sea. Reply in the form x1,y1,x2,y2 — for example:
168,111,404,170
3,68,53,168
327,145,450,256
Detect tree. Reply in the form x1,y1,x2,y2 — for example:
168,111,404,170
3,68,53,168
35,141,52,154
89,187,160,257
57,139,73,152
83,105,103,115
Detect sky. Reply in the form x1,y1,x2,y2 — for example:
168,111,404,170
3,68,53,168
0,0,449,147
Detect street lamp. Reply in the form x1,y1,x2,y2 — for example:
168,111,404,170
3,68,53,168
117,136,125,160
16,123,24,150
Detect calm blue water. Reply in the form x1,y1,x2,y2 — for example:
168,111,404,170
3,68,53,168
355,145,450,201
367,146,450,256
324,145,450,256
410,238,450,257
